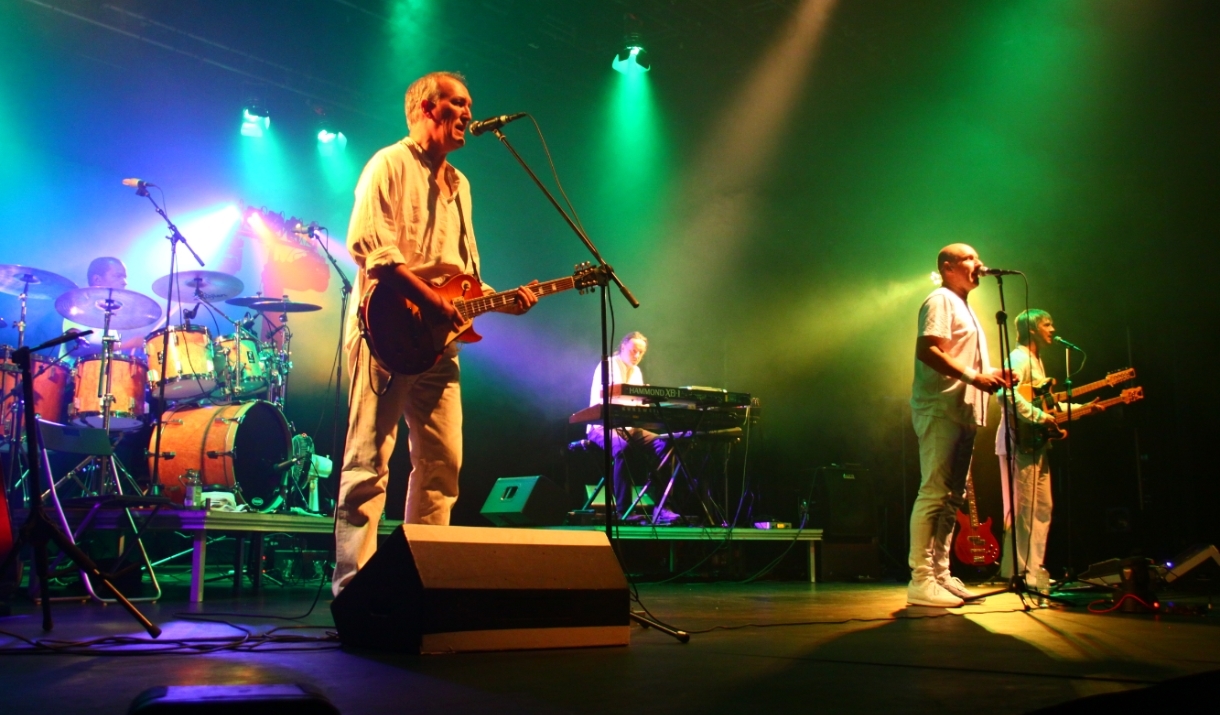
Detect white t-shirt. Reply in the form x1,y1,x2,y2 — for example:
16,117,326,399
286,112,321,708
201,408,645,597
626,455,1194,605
587,355,644,437
910,287,990,427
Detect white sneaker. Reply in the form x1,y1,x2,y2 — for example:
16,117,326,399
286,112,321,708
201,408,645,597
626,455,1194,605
907,579,964,608
939,575,982,602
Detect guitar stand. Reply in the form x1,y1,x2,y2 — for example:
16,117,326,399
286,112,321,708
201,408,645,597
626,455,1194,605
0,337,160,637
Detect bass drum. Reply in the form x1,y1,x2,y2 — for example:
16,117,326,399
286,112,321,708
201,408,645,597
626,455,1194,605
150,400,290,511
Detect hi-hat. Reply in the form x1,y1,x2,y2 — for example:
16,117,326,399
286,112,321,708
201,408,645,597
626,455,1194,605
152,271,245,302
226,297,321,313
55,287,163,330
0,264,78,300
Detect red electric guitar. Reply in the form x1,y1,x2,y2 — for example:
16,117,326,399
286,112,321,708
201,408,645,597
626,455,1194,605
359,262,602,375
953,472,1000,567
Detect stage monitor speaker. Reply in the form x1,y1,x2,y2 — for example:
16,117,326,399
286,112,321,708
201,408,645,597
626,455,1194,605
1165,544,1220,586
810,464,878,538
331,524,629,654
480,475,568,526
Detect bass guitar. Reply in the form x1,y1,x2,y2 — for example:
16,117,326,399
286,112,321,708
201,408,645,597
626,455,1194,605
953,471,1000,567
1019,385,1145,453
360,262,602,375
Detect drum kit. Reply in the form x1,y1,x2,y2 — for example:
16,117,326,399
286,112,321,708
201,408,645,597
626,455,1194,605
1,263,323,513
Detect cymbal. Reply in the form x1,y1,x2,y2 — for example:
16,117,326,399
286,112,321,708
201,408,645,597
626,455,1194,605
152,271,245,302
55,287,163,330
228,298,322,313
0,264,78,300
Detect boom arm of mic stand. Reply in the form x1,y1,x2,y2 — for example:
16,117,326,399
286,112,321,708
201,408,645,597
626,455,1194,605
489,128,639,308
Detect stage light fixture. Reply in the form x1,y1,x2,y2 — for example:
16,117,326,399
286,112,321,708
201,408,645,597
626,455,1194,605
241,101,270,137
929,272,943,287
317,123,347,153
613,21,650,74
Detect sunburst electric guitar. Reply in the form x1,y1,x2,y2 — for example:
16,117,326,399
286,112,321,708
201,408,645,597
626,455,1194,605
359,262,602,375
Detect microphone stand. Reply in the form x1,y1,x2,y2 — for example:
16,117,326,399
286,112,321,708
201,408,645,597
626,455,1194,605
0,332,161,637
132,184,204,496
308,225,352,505
485,126,687,643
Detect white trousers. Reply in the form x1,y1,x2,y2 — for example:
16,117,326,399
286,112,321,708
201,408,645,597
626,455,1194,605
909,413,976,583
332,341,462,596
998,447,1052,579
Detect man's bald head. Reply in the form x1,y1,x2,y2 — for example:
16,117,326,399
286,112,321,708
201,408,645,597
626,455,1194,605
935,243,983,298
937,244,976,277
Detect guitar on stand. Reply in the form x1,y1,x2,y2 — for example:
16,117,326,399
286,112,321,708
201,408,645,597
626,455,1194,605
360,262,602,374
952,472,1000,578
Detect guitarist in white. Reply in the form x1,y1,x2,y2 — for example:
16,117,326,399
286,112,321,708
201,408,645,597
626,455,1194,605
333,72,537,596
995,310,1094,595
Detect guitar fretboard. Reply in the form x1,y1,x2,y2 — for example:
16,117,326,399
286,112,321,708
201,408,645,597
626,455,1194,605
454,276,576,320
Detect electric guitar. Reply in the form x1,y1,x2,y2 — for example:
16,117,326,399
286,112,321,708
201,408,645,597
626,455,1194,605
1018,386,1145,453
359,262,602,375
953,472,1000,567
1016,367,1136,404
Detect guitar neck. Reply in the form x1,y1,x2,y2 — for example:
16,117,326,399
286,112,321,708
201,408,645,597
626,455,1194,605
964,474,981,528
1053,391,1134,424
455,276,575,320
1054,369,1136,403
1053,377,1110,403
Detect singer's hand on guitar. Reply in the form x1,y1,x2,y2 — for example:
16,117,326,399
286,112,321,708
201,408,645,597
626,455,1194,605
498,280,539,315
1038,412,1058,426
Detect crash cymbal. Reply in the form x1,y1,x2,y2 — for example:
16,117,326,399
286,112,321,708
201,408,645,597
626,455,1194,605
225,295,275,308
55,287,163,330
240,298,319,312
152,270,245,302
0,264,78,300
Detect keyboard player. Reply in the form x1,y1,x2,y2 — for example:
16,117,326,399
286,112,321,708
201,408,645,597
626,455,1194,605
588,332,680,523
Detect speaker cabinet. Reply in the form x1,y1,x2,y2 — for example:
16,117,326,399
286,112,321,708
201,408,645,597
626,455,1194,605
331,524,629,654
480,475,567,526
810,465,878,538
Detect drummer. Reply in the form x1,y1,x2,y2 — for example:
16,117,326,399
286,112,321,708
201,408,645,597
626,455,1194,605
60,257,149,360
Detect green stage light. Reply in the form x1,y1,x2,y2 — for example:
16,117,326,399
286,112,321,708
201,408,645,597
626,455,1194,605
241,103,270,137
612,44,650,75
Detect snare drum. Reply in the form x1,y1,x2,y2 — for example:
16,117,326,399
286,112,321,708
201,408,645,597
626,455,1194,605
149,400,290,510
144,325,216,400
213,334,268,398
71,354,148,430
0,346,70,428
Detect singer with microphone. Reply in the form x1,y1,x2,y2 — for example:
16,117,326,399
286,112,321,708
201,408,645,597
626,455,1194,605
332,71,539,597
906,243,1012,608
994,309,1096,593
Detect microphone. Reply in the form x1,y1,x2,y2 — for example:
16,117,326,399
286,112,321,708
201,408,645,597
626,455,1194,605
292,221,323,238
122,178,151,196
468,112,527,136
32,328,94,352
978,266,1022,276
1054,336,1084,351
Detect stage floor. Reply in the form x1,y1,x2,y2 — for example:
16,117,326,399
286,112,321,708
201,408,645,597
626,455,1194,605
2,578,1217,714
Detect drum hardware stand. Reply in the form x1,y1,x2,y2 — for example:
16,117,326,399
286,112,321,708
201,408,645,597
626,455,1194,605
3,274,35,506
0,331,161,636
485,125,687,642
38,304,163,603
305,223,351,491
129,180,205,497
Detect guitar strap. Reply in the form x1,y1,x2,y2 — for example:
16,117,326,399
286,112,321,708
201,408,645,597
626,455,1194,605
454,192,480,285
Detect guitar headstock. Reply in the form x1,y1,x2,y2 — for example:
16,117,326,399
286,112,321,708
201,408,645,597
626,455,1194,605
573,261,606,294
1106,367,1137,386
1119,386,1144,403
